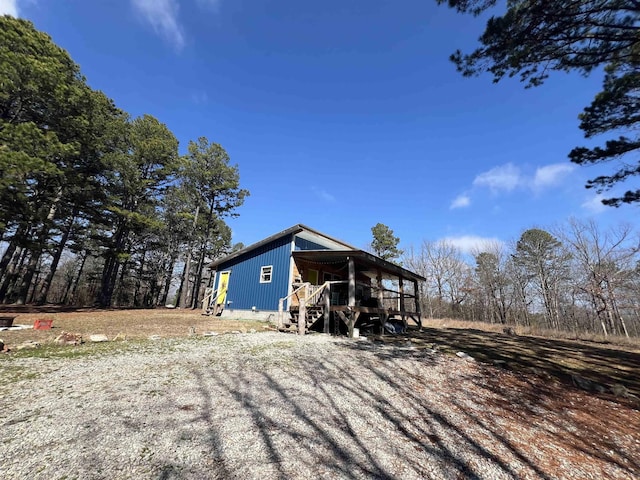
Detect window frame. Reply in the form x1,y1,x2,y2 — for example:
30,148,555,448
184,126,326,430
260,265,273,284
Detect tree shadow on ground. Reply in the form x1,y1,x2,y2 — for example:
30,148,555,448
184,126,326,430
403,326,640,403
458,361,640,475
339,339,639,478
50,333,637,478
172,335,638,479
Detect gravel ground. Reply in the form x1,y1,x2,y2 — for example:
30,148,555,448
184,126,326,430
1,332,638,480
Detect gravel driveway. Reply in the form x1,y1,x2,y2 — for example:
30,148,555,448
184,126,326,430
1,332,638,479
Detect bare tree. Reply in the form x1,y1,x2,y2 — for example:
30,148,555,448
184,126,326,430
404,240,470,318
473,243,512,325
559,219,640,337
504,247,532,327
402,245,431,315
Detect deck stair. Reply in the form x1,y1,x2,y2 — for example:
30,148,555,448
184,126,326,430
289,305,324,330
278,282,330,333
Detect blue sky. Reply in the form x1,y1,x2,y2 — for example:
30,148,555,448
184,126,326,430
5,0,634,253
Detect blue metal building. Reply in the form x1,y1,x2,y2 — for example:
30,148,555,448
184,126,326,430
208,224,355,317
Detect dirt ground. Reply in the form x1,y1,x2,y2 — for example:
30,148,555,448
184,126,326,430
407,324,640,404
1,307,639,478
1,306,639,404
0,305,267,346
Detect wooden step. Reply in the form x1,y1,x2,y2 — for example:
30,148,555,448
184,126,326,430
289,307,323,324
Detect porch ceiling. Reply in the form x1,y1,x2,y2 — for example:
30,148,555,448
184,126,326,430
292,250,425,282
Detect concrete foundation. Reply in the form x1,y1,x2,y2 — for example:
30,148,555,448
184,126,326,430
218,309,278,322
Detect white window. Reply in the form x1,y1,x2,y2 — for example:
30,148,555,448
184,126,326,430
260,265,273,283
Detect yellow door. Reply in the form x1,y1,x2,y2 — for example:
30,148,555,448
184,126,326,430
216,271,230,305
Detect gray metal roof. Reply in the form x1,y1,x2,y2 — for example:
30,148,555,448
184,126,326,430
208,224,356,269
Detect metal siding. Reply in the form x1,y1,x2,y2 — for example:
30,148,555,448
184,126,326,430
215,235,292,311
294,237,330,251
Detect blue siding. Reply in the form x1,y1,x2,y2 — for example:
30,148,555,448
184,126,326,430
294,237,330,251
215,235,292,311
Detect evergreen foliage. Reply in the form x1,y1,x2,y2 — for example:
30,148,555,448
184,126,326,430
371,223,403,263
436,0,640,205
0,16,249,307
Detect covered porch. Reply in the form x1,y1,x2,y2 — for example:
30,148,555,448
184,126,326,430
278,250,425,337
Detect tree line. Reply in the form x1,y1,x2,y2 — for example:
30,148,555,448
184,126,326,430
404,219,640,338
0,16,248,308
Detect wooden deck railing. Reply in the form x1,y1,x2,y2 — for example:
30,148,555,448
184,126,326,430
278,281,333,334
278,280,422,336
201,287,219,315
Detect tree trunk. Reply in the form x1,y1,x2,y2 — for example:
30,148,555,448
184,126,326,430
98,226,127,307
191,204,216,310
190,250,204,310
61,271,75,305
599,316,609,337
607,285,629,338
98,255,119,307
15,249,41,304
179,249,193,309
191,237,210,310
27,256,45,304
159,252,177,306
0,222,29,299
0,242,20,302
0,237,18,281
175,258,188,308
133,249,147,307
113,253,132,307
179,206,199,309
36,213,76,304
68,252,89,305
15,189,63,304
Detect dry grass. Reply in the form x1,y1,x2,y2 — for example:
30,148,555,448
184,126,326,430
420,317,640,350
406,318,640,404
0,306,267,347
2,308,639,405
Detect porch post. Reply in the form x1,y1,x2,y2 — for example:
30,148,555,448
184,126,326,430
399,277,407,331
413,279,422,330
348,257,356,338
377,270,385,335
348,257,356,307
278,298,284,330
298,283,308,335
323,283,331,334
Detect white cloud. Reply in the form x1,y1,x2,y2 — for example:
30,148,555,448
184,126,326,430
311,187,335,203
441,235,504,254
473,163,521,193
582,194,607,214
131,0,185,50
0,0,19,16
533,163,575,189
471,161,576,197
450,194,471,210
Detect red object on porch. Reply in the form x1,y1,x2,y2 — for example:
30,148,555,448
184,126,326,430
34,319,53,330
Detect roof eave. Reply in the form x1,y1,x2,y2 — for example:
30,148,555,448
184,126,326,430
208,224,355,269
292,249,426,282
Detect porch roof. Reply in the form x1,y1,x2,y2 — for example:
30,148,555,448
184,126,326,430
292,250,425,283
